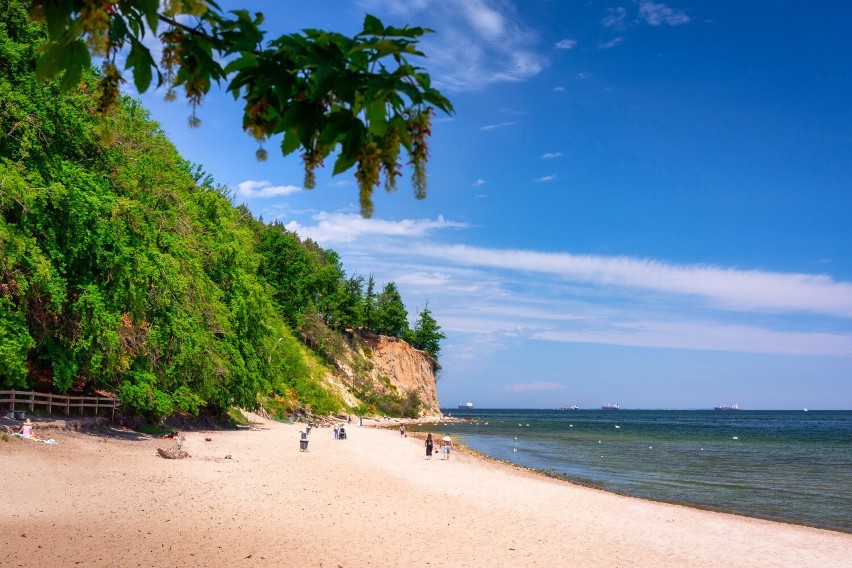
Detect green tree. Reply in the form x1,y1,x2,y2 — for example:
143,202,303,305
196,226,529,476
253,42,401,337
363,274,378,332
336,274,365,331
257,224,313,328
27,0,453,216
374,282,409,338
409,304,445,359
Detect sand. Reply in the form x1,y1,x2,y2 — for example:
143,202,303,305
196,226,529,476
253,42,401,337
1,415,849,567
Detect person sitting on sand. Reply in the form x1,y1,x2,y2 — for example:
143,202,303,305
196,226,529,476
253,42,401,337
442,434,453,460
18,418,33,438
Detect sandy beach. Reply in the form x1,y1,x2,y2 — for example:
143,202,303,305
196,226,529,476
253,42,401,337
1,415,849,567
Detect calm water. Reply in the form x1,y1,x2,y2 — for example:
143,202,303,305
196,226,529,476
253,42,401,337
416,409,852,533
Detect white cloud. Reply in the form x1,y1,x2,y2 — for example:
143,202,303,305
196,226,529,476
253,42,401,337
534,322,852,357
535,175,557,182
288,208,852,358
602,7,628,28
411,244,852,319
599,37,625,50
472,179,486,187
541,152,563,159
360,0,547,91
638,1,691,26
553,86,566,92
285,212,467,244
555,39,577,49
480,121,517,131
237,180,301,198
578,72,592,80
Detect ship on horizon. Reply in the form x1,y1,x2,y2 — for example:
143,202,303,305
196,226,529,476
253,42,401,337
714,403,740,411
601,403,620,410
458,401,474,410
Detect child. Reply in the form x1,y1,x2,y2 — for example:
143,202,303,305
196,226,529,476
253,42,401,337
18,418,33,438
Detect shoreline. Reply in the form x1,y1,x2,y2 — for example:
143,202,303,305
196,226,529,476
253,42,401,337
404,430,852,536
2,414,850,567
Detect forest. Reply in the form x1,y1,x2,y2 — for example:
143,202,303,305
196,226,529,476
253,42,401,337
0,1,444,420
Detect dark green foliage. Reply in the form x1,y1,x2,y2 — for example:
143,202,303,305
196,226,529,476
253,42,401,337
0,2,443,420
0,2,337,418
373,282,409,338
28,0,453,217
407,305,445,359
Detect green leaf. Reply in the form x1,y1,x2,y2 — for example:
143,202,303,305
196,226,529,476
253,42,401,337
280,129,301,157
362,14,384,35
332,152,357,177
45,3,71,39
59,40,90,91
366,99,388,136
126,40,156,93
35,42,64,83
138,0,161,32
224,53,258,74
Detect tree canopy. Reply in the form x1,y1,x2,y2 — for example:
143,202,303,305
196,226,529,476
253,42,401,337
0,1,446,419
26,0,453,217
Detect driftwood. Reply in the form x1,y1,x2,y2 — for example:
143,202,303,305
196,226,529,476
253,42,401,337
157,434,189,459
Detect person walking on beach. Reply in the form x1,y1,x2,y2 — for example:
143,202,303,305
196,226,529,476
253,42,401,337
442,434,453,460
333,423,339,439
425,433,434,459
400,424,406,437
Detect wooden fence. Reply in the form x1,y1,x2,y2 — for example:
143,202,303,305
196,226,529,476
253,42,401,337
1,390,119,419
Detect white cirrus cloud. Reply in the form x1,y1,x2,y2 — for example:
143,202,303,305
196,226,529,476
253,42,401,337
361,0,547,91
534,322,852,357
555,38,577,49
541,152,564,159
638,1,691,26
410,244,852,318
472,179,486,187
285,212,467,244
602,7,628,28
480,121,517,131
599,37,625,50
535,175,557,182
237,180,301,198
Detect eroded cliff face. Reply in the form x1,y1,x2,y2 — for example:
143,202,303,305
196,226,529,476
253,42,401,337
326,331,441,417
360,333,440,415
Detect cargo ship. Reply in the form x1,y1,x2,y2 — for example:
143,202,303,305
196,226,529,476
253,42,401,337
714,403,740,411
458,401,474,410
601,403,620,410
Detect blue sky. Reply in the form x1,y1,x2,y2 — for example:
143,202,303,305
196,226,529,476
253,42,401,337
131,1,852,410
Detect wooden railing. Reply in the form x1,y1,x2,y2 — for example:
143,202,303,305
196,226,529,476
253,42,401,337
1,390,120,419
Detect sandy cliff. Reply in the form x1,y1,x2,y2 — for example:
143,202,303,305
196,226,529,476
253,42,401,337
325,331,441,417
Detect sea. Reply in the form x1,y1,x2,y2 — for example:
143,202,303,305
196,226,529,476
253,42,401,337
414,409,852,533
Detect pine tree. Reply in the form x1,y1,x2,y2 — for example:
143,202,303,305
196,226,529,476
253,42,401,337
410,305,445,359
374,282,409,338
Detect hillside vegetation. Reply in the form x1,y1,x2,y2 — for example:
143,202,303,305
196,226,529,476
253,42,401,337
0,2,442,421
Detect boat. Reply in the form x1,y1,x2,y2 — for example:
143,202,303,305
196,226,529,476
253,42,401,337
458,402,474,410
601,403,620,410
714,404,740,411
559,405,580,410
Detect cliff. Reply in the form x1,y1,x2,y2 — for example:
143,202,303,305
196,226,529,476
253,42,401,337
325,331,441,417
